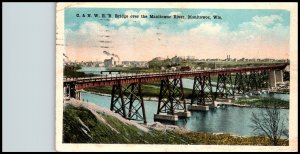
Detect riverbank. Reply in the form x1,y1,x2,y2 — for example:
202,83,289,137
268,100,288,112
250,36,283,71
81,88,289,109
63,98,288,145
232,96,289,109
83,83,195,99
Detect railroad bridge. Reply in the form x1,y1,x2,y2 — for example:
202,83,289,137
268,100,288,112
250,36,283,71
63,64,288,123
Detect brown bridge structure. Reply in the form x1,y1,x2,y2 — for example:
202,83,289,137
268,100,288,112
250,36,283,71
64,63,288,123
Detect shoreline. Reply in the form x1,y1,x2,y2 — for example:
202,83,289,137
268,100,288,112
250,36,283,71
65,97,262,138
80,90,289,109
218,102,289,109
64,97,289,144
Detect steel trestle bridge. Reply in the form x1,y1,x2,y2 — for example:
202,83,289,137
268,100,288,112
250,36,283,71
64,64,287,123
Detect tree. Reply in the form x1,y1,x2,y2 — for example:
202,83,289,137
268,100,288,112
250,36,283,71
64,64,86,78
251,102,288,146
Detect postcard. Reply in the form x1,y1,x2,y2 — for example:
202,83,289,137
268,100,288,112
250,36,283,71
56,2,298,152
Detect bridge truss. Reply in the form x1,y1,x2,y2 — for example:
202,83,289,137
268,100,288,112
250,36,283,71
110,81,147,123
191,74,214,105
64,64,287,123
157,78,187,115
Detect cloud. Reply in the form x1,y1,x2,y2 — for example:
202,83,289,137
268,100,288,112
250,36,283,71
65,14,289,62
239,15,284,31
238,15,289,43
65,21,108,48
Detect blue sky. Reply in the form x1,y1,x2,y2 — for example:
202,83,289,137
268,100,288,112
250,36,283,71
64,8,290,61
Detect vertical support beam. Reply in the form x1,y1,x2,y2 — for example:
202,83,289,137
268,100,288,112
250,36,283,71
138,82,147,124
157,78,187,115
111,82,147,123
110,85,116,111
269,70,276,88
191,75,214,105
179,78,187,112
128,84,135,118
68,83,76,98
191,76,197,105
256,71,262,90
261,70,270,88
64,85,67,97
110,83,127,118
75,91,81,100
215,73,234,99
157,80,165,114
67,84,71,97
275,70,283,83
119,84,127,119
248,71,258,90
126,83,147,123
169,79,174,115
215,74,223,98
234,72,244,94
243,72,250,94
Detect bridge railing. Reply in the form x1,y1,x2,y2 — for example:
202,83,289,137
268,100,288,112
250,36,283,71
63,63,287,83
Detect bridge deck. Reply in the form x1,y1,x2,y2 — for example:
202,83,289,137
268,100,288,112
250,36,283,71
63,64,287,90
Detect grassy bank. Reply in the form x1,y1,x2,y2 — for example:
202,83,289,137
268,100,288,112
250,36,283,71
233,96,289,108
107,61,284,73
63,105,288,145
84,82,195,99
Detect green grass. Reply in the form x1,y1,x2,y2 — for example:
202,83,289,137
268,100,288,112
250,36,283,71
233,96,289,108
84,82,194,99
63,105,193,144
106,61,285,73
181,132,288,145
63,105,288,145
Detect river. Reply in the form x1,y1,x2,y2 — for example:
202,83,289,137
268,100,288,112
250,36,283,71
77,67,289,137
80,92,289,137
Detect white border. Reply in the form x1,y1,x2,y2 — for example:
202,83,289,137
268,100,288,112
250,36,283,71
56,2,298,152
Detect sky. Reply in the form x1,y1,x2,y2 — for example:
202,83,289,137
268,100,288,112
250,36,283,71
64,8,290,62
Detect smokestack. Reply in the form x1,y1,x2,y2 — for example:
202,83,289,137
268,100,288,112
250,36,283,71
112,54,120,61
63,53,68,59
103,50,111,56
103,51,120,62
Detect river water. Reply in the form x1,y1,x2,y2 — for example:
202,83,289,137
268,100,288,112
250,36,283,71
77,67,289,137
80,92,289,137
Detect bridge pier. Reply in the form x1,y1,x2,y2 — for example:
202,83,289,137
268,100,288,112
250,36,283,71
275,70,283,83
255,70,270,90
189,74,214,111
261,70,270,89
248,71,259,91
64,82,76,98
110,81,147,123
269,70,276,88
269,70,284,88
155,78,190,122
75,91,81,100
234,72,249,94
215,73,234,99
